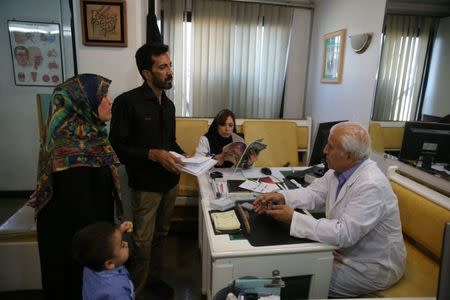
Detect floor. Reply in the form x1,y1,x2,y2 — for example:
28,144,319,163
0,198,204,300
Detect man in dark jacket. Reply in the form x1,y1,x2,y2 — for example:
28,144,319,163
109,43,185,299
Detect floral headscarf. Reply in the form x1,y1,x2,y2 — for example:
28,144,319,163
35,74,122,216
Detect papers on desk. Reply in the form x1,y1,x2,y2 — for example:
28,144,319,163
431,163,450,175
170,152,217,176
239,180,279,193
210,180,258,210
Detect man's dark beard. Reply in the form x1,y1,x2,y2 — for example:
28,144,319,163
151,71,173,90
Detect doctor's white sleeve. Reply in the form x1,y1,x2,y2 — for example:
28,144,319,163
289,182,386,247
284,173,330,210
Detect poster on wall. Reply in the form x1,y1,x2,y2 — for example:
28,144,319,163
8,20,64,87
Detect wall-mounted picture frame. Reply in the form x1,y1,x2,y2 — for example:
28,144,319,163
7,20,64,87
80,0,127,47
321,29,346,84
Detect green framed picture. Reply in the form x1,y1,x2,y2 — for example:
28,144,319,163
321,29,346,84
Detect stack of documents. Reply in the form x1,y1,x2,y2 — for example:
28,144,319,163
170,152,217,176
210,210,241,231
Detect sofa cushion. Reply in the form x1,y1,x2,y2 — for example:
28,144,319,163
391,181,450,259
381,127,404,149
378,239,439,297
368,122,385,153
243,121,298,167
296,127,308,149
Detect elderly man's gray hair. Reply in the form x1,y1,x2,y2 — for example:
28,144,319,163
330,122,371,161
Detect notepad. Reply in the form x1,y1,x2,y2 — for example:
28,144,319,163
210,210,241,231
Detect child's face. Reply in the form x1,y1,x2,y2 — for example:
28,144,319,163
110,229,129,267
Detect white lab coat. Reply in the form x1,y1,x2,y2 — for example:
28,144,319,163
284,159,406,295
194,132,244,157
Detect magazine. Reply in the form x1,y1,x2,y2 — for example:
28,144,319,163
221,138,267,169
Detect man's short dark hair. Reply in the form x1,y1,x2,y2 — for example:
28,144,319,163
14,45,28,55
135,43,169,80
72,222,116,271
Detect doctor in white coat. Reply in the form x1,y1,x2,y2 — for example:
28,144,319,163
253,122,406,297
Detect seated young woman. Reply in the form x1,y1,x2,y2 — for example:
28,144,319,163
195,109,257,168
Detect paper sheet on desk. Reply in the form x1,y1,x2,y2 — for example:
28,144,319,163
239,180,279,193
240,168,284,180
432,163,450,175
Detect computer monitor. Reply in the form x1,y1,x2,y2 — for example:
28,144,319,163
308,120,347,166
437,222,450,300
399,121,450,169
309,120,347,166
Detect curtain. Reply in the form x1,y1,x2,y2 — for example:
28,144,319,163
373,15,436,121
163,0,294,118
162,0,187,115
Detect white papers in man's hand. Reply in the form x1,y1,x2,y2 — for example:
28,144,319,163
170,151,217,176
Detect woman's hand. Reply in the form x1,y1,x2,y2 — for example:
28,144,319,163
253,192,285,214
26,191,37,208
213,153,226,166
119,221,133,233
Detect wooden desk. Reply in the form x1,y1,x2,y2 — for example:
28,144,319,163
198,167,336,299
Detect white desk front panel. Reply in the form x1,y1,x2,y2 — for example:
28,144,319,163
198,168,336,299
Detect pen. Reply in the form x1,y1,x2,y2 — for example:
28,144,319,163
211,180,221,198
302,209,313,217
276,182,287,191
290,178,302,188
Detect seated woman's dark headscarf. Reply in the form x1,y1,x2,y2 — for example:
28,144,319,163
35,74,121,215
205,109,238,155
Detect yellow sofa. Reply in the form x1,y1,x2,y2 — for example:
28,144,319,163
377,180,450,297
242,120,299,167
237,119,310,165
174,118,311,196
175,118,209,197
368,121,405,153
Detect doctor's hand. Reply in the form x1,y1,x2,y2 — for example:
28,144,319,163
148,149,183,174
266,205,294,224
253,192,285,214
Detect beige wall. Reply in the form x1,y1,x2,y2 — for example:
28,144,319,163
305,0,387,133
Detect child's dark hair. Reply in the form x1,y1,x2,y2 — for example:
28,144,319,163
72,222,116,271
135,43,170,80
